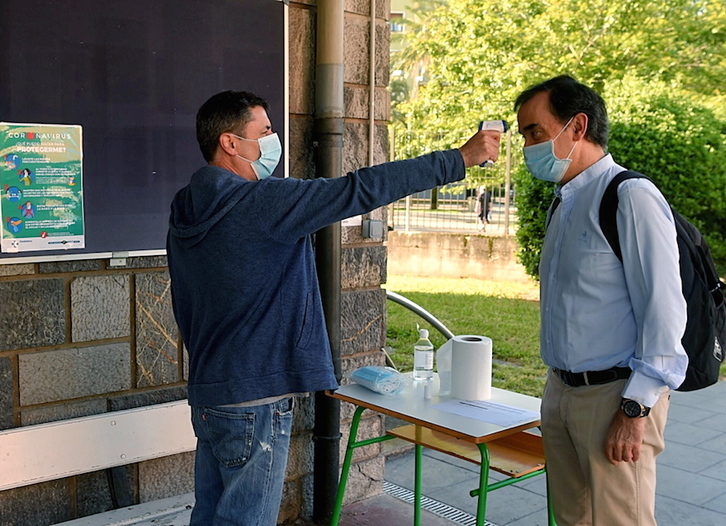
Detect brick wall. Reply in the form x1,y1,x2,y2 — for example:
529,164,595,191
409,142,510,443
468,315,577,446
0,0,392,524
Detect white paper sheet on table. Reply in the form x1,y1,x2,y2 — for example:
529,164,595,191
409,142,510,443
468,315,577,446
433,399,540,427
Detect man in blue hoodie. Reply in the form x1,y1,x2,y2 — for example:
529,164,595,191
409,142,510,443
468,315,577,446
167,90,501,525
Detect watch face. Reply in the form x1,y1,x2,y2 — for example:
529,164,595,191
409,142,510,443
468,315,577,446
622,400,642,417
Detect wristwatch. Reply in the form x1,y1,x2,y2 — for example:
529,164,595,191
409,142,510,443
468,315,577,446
621,398,651,418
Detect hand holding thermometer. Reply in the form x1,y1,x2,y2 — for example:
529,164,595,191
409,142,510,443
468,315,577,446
479,120,508,167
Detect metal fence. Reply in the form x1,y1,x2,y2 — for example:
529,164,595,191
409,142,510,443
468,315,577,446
389,184,517,235
390,129,518,235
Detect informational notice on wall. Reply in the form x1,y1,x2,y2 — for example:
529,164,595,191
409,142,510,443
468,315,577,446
1,123,84,253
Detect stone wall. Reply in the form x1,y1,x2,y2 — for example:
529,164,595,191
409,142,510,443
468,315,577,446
0,257,192,525
386,231,532,283
0,1,391,524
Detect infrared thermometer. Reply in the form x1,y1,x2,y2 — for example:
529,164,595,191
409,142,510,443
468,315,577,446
478,120,508,167
479,119,509,133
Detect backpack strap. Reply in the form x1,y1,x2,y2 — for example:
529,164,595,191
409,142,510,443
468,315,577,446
545,196,561,229
599,170,650,261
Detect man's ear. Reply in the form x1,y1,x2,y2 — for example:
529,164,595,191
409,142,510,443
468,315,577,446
571,113,589,141
218,133,237,156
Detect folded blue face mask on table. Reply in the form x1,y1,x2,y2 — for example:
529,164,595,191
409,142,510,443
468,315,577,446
349,366,407,395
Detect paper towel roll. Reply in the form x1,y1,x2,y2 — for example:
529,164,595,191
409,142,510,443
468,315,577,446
450,335,492,401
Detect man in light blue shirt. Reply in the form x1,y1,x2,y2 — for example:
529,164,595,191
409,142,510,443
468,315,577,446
515,75,687,525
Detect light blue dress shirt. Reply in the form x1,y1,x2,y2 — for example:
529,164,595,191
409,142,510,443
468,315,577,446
540,154,688,408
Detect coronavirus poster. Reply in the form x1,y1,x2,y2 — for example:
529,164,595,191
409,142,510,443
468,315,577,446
1,123,84,253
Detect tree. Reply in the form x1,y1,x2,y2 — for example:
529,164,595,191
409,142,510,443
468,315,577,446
390,0,726,275
390,0,448,125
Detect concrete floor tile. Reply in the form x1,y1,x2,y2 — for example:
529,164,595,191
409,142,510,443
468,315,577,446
386,452,477,493
337,494,456,526
700,489,726,515
663,420,722,446
511,474,548,497
698,457,726,483
665,405,717,425
696,413,726,433
505,514,553,526
655,494,726,526
656,465,726,506
657,441,726,473
670,387,726,412
696,433,726,454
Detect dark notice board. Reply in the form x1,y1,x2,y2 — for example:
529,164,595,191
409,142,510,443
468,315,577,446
0,0,286,262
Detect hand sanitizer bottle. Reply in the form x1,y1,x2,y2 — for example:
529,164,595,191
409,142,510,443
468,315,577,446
413,329,434,381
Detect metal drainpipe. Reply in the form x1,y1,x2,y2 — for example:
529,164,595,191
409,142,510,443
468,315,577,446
313,0,344,523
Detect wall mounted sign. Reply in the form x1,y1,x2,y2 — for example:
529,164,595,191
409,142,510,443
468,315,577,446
1,123,84,253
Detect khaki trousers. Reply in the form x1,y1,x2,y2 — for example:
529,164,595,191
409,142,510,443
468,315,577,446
541,370,669,526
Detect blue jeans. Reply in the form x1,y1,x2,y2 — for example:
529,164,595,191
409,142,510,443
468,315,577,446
190,397,294,526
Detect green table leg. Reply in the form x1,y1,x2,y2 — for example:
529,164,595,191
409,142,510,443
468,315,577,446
330,406,365,526
414,442,423,526
546,468,557,526
330,406,397,526
475,443,491,526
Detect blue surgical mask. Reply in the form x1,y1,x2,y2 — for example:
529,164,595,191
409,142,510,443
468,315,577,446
233,132,282,180
523,117,577,183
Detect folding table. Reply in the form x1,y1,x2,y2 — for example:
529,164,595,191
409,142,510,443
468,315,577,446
328,378,555,526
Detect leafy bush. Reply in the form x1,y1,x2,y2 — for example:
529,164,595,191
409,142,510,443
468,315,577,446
606,82,726,273
516,80,726,278
513,168,551,279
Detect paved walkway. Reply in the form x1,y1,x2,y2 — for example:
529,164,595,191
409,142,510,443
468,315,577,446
380,380,726,526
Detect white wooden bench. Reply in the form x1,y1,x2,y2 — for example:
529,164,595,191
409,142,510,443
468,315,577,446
0,400,197,525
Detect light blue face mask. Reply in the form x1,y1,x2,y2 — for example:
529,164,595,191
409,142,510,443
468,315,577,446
523,117,577,183
233,132,282,180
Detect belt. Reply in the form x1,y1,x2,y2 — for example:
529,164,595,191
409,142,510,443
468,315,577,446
553,367,631,387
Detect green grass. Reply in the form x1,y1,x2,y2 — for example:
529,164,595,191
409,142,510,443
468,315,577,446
384,275,547,397
384,275,726,396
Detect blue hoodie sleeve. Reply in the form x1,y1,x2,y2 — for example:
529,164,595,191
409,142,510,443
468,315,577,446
249,149,465,243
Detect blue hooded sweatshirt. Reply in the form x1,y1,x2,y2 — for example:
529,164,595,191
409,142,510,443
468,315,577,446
167,149,465,407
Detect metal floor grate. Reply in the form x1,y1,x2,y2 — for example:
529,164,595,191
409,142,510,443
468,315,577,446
383,481,498,526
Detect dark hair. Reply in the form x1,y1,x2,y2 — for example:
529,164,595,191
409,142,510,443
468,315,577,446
514,75,609,148
196,90,270,162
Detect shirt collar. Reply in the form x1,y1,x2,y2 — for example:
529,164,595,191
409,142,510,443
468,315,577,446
557,153,615,199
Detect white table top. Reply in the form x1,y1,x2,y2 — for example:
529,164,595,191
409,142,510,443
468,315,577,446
330,376,542,444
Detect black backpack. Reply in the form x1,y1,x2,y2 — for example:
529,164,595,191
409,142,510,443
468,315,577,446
599,171,726,391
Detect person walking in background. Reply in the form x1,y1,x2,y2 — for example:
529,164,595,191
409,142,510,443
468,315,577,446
515,75,687,525
167,90,502,525
477,186,492,230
